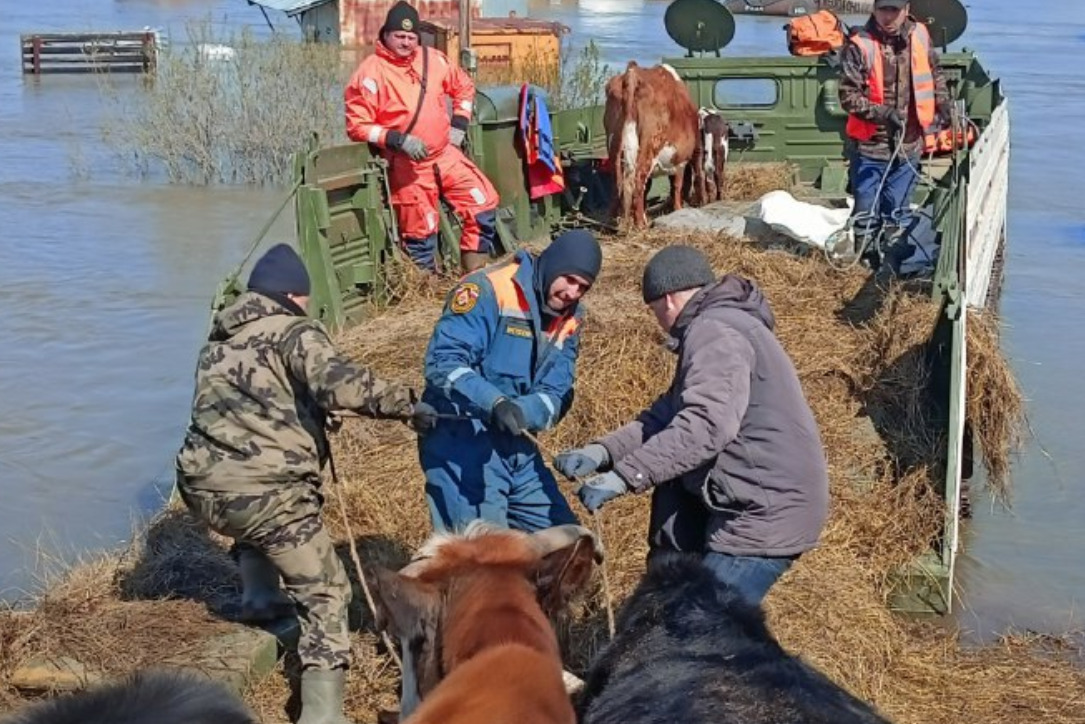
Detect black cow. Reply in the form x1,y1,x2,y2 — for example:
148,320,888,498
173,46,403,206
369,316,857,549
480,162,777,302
0,669,257,724
577,554,892,724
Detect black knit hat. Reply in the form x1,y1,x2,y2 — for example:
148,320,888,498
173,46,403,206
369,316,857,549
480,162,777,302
248,244,311,296
535,229,603,293
382,1,421,37
641,245,716,303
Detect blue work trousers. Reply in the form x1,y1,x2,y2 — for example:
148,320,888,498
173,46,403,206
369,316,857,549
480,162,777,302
418,421,577,533
851,152,921,242
403,234,438,272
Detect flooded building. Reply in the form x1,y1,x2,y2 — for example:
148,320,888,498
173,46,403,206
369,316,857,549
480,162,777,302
248,0,563,78
248,0,532,46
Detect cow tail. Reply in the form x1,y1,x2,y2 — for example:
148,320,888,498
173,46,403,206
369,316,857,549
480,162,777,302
619,63,639,217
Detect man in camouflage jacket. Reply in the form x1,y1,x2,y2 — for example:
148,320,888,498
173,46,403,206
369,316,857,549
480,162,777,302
175,243,433,724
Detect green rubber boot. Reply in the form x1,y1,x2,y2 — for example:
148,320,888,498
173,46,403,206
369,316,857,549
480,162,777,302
297,669,354,724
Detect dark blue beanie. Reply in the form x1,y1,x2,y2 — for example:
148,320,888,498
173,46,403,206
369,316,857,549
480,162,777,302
534,229,602,299
247,244,311,296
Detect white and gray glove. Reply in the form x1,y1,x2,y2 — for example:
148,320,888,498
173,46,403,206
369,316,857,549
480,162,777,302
553,443,610,479
577,471,629,513
449,127,466,148
400,134,429,161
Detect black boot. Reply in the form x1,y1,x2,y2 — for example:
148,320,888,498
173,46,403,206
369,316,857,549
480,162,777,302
238,549,295,623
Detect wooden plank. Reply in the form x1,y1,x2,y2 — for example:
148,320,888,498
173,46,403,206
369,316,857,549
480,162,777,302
23,46,150,56
21,32,154,43
25,65,148,74
21,56,149,66
20,30,157,75
941,299,968,614
964,100,1010,310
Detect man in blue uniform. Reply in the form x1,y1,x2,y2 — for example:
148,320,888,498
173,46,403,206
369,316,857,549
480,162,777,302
418,229,602,532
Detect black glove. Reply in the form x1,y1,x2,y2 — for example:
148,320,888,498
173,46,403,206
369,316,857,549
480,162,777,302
409,402,439,433
491,398,527,437
883,108,905,140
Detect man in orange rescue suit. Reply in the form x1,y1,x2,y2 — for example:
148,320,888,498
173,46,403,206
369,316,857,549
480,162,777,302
344,1,500,274
839,0,950,268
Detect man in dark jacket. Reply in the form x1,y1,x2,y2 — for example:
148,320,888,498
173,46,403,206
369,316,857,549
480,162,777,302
553,245,829,605
176,243,435,724
838,0,951,267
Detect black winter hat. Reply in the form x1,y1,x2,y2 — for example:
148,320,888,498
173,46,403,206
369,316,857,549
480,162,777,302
248,243,311,296
641,245,717,303
382,1,421,37
535,229,603,296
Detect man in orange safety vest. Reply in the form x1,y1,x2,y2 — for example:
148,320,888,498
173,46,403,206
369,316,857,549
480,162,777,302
838,0,951,269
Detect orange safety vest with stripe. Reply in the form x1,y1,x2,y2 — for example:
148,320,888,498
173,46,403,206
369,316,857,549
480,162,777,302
422,250,582,433
845,23,937,142
487,261,581,350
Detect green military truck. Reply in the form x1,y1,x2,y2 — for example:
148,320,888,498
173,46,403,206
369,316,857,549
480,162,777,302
215,0,1008,615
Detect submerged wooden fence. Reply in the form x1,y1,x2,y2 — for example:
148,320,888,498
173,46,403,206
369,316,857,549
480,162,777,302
20,32,158,75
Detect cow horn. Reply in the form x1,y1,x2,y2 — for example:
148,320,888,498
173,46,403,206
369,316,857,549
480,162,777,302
398,556,433,578
530,524,603,562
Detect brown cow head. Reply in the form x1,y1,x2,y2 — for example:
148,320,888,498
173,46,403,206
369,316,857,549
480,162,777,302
370,522,602,718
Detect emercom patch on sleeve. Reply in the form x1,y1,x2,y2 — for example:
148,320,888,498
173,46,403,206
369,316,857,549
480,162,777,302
450,282,481,314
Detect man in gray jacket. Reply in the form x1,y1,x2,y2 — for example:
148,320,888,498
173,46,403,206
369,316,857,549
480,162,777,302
554,245,829,605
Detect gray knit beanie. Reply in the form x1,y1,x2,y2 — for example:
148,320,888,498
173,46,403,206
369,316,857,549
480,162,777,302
641,245,717,303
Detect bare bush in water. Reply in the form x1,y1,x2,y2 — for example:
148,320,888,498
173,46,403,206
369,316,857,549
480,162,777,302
102,22,347,186
550,39,610,111
101,23,610,184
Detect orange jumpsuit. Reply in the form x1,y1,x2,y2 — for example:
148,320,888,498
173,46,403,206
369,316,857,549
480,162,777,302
345,42,500,268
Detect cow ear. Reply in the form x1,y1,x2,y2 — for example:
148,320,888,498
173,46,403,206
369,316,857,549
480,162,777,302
534,535,598,616
370,566,440,641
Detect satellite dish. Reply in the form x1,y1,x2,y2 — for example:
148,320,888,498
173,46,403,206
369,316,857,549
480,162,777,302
910,0,968,47
665,0,737,56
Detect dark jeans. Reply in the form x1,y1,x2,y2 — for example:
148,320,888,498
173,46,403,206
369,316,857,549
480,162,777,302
702,552,795,606
648,481,795,606
851,152,921,245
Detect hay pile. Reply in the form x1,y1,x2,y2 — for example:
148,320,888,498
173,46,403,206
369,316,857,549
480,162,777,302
0,229,1074,724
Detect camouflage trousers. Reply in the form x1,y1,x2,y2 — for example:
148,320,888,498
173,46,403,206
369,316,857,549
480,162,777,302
178,481,352,670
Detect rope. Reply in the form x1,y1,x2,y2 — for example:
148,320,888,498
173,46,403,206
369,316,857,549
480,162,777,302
325,445,403,672
326,412,616,642
824,129,908,273
523,430,617,640
222,176,304,291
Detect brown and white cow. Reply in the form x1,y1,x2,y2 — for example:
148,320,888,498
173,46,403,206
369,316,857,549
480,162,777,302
604,62,702,228
371,522,601,724
698,109,729,203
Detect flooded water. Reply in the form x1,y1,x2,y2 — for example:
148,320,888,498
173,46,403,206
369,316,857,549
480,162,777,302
1,0,1082,642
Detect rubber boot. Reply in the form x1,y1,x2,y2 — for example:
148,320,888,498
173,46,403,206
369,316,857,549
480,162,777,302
460,250,490,274
238,549,296,623
297,669,354,724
